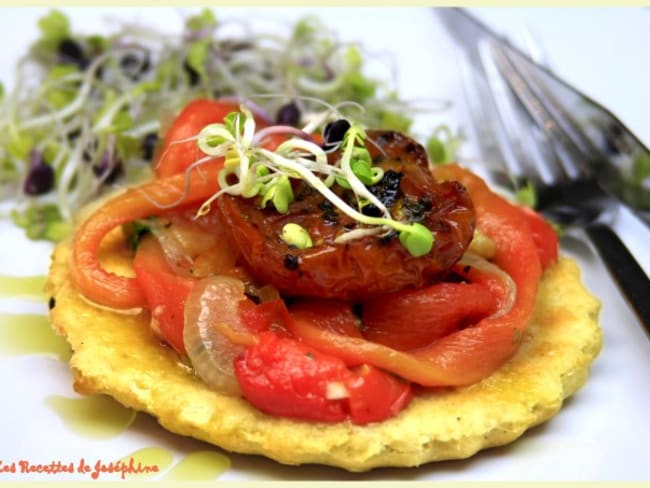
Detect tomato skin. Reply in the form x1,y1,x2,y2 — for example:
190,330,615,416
521,206,559,270
155,99,242,178
132,236,194,354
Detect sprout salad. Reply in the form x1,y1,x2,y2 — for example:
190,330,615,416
0,9,461,242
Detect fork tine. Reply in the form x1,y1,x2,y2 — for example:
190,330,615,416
486,39,610,184
476,38,568,187
454,44,521,189
484,39,585,182
502,44,604,162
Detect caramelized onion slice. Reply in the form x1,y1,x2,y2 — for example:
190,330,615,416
457,251,516,318
183,275,256,396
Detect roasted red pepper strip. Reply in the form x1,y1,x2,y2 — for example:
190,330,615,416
70,165,220,309
361,281,498,351
521,206,559,270
284,164,547,386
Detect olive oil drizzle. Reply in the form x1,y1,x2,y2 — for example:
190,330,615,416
0,313,70,361
0,274,47,300
45,395,136,440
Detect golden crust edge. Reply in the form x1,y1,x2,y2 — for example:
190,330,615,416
46,232,602,472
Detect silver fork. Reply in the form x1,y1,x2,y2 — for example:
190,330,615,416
454,26,650,334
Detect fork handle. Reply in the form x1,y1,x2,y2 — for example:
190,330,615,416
586,224,650,335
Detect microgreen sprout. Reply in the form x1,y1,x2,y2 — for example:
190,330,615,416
281,223,313,249
398,222,435,257
2,10,426,242
426,124,464,165
194,105,435,257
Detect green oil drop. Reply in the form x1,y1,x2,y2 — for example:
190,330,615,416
45,394,136,440
164,450,231,480
0,275,47,300
0,313,70,361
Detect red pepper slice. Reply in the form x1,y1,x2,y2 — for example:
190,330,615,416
521,206,559,270
361,282,498,350
133,236,194,354
234,331,412,425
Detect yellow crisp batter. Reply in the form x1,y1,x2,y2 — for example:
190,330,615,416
46,229,601,471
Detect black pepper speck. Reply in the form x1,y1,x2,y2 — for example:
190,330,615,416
283,254,299,270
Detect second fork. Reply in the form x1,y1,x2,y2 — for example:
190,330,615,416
472,35,650,335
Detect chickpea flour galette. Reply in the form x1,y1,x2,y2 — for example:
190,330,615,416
47,99,602,471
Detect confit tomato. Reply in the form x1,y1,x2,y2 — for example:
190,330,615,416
216,130,475,301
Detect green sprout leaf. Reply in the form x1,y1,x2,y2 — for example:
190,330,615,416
47,64,78,80
334,175,352,189
426,124,463,165
261,175,294,213
379,110,412,133
42,141,62,164
131,80,161,97
292,17,319,43
106,110,133,134
398,223,434,257
223,112,245,137
426,136,447,165
45,88,76,110
342,71,377,101
344,45,363,70
351,159,374,184
37,10,70,45
515,180,537,208
186,9,217,32
186,38,211,82
256,165,270,177
281,223,313,249
115,134,141,161
7,132,34,160
85,34,108,55
11,204,72,242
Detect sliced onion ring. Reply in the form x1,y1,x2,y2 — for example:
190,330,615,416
183,275,257,396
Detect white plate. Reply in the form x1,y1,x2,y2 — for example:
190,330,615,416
1,7,649,482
